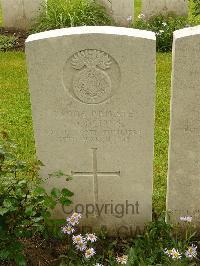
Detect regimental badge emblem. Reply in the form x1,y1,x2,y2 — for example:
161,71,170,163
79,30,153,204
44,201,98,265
71,50,112,104
63,49,120,104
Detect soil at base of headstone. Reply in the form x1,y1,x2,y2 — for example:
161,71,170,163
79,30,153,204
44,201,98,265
0,27,27,51
0,237,68,266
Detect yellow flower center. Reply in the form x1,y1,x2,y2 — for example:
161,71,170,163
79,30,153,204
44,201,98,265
86,250,92,255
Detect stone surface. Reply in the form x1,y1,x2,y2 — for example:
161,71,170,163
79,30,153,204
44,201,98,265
142,0,188,19
167,26,200,225
97,0,133,26
26,26,156,235
1,0,46,30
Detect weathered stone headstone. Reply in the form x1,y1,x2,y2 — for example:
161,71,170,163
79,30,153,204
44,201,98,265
1,0,46,30
167,26,200,225
26,26,156,235
98,0,133,26
142,0,188,19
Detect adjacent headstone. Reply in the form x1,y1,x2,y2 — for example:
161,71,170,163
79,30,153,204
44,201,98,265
142,0,188,19
26,26,156,235
167,26,200,225
1,0,46,30
97,0,133,26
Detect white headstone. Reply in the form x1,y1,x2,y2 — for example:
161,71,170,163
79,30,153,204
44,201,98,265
167,26,200,225
98,0,133,26
1,0,46,30
26,26,156,235
142,0,188,19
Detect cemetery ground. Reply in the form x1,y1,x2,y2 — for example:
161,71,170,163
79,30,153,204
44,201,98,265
0,1,200,266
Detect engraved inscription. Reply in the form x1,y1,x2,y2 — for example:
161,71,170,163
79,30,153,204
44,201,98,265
49,108,142,144
63,49,120,104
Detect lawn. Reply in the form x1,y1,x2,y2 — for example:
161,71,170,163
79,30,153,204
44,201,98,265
0,52,35,161
0,5,2,26
134,0,142,19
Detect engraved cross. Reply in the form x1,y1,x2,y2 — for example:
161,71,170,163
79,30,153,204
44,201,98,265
71,148,120,206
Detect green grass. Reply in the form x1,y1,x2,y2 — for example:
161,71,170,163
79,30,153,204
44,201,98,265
0,4,2,26
0,52,35,161
0,35,17,51
32,0,113,33
0,51,172,213
189,0,200,24
154,53,172,213
134,0,142,20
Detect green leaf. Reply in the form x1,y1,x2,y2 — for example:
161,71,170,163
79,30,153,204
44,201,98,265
0,207,8,215
17,180,27,186
60,197,72,206
32,217,43,223
0,249,10,259
61,188,74,197
3,198,13,208
34,186,46,195
42,211,51,219
44,197,57,209
51,188,61,198
25,206,35,216
15,188,23,196
15,253,26,266
37,160,44,166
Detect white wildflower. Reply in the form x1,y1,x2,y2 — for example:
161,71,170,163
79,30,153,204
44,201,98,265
66,215,79,226
185,244,197,259
164,248,181,259
171,248,182,260
164,248,173,257
85,248,96,259
162,22,167,26
61,225,75,235
116,255,128,264
71,212,82,220
180,216,192,222
72,234,85,244
75,240,87,251
86,233,97,243
138,13,145,20
127,16,132,22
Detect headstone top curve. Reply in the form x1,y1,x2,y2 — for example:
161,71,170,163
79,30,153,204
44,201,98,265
26,26,156,43
173,26,200,40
